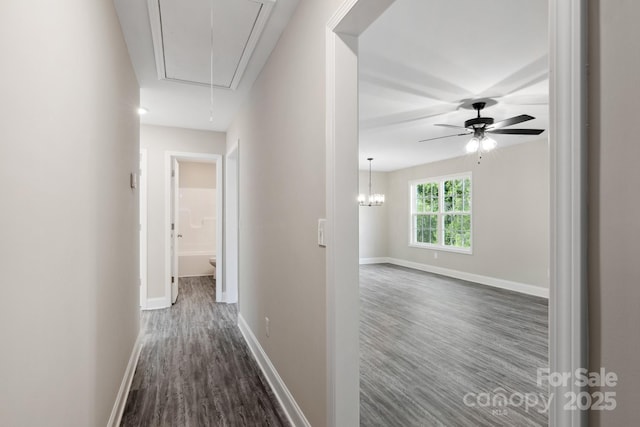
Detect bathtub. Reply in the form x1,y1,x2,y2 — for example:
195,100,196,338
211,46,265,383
178,251,216,278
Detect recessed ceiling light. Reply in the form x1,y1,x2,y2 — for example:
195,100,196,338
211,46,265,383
137,107,149,115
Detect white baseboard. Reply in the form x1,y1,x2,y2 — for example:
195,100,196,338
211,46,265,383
107,331,143,427
359,257,391,265
385,257,549,298
178,273,215,278
143,297,170,310
237,315,310,427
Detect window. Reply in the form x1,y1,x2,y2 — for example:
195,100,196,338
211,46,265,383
410,174,472,251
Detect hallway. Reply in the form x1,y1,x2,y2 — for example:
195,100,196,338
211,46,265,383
121,277,289,427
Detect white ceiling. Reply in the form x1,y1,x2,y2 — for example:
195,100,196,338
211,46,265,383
114,0,300,131
359,0,549,171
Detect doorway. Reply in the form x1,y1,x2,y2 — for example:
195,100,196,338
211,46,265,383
357,1,550,424
325,1,587,426
165,152,223,304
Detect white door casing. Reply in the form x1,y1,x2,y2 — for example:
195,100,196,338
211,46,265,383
171,158,180,304
325,0,587,426
225,144,239,304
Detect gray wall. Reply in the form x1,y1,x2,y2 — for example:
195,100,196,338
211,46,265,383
225,0,343,424
140,124,226,299
589,0,640,424
359,171,389,260
0,1,140,425
384,139,550,288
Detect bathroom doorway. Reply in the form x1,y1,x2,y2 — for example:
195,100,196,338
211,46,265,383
166,152,223,304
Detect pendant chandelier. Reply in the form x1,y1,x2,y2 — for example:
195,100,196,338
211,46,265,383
358,157,385,207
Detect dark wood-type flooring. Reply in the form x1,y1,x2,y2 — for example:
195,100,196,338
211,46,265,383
360,264,549,427
121,267,547,427
121,276,289,427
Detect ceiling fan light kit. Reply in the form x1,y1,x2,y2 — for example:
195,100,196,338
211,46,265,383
420,101,545,161
465,134,497,154
482,137,497,151
465,137,480,153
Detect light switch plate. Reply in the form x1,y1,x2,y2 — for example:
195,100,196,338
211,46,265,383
318,218,327,247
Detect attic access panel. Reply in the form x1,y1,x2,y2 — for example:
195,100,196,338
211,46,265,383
148,0,275,90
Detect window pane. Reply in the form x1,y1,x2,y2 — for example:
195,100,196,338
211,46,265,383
463,215,471,230
415,185,422,212
463,178,471,211
431,183,439,212
444,214,471,248
444,215,454,246
443,178,470,212
412,215,417,239
454,179,464,211
426,214,437,244
444,180,458,212
414,214,437,244
415,182,438,212
416,182,439,213
429,215,438,230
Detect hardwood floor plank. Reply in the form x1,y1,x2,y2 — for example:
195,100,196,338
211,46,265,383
360,264,549,427
121,276,289,427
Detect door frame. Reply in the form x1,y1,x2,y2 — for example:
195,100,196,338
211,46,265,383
171,158,180,303
325,0,587,426
224,143,240,304
139,148,148,309
164,151,224,305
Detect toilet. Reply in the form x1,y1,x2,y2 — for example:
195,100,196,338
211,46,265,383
209,256,216,278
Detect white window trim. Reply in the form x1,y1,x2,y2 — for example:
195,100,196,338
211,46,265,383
408,172,473,254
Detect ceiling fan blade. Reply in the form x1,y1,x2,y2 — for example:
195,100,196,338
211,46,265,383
419,133,469,143
488,128,545,135
434,124,470,130
360,103,458,130
501,93,548,106
488,114,535,130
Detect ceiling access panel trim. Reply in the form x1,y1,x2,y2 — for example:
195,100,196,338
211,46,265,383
147,0,276,91
148,0,166,84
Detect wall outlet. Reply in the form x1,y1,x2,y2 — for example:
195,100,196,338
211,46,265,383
265,316,270,337
434,251,438,259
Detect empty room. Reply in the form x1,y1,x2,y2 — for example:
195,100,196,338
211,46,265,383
357,0,550,425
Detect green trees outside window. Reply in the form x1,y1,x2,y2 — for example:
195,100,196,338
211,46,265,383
414,182,439,244
411,176,471,250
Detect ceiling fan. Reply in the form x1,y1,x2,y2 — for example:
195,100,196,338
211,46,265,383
419,101,545,153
